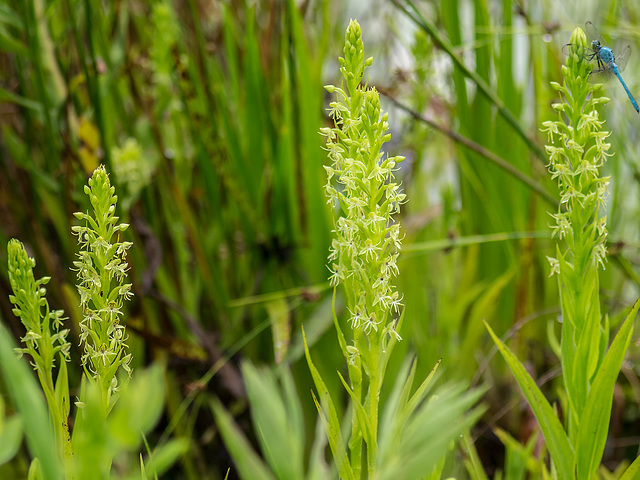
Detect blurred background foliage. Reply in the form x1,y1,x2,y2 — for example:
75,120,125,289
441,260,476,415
2,0,640,478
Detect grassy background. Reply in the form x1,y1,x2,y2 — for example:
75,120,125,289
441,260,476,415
2,0,640,477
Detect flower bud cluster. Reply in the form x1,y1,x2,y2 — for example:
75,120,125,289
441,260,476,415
7,239,71,371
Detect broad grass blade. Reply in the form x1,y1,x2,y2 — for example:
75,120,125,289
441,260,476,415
575,297,640,479
242,363,305,479
485,321,574,479
0,322,62,480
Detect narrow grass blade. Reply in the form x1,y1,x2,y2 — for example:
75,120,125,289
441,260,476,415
403,358,441,419
336,370,372,445
209,397,276,480
128,439,189,480
391,0,546,164
302,326,355,480
575,297,640,479
265,298,291,364
485,321,574,479
462,431,489,480
376,383,485,480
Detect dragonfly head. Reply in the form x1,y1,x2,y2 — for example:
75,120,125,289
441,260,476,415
591,39,601,51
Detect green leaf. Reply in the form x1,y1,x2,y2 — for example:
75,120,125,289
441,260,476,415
71,377,110,479
0,415,23,465
27,458,43,480
619,453,640,480
0,85,43,112
376,383,484,480
485,320,574,479
242,362,305,479
209,397,276,480
265,298,291,364
54,358,70,418
378,357,442,462
307,416,331,480
378,356,418,456
302,326,355,480
0,25,28,55
109,365,165,449
462,431,489,480
0,322,61,480
0,3,22,27
495,428,541,480
140,438,190,479
336,370,372,446
403,358,441,418
575,297,640,479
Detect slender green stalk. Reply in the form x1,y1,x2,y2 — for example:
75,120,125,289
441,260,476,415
382,94,557,207
320,19,405,477
7,239,72,466
82,0,110,168
391,0,547,164
71,165,133,415
487,25,640,480
541,26,611,437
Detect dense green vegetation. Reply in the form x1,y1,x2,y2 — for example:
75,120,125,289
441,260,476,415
2,1,640,478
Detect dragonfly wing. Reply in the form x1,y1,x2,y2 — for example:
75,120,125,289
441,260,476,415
562,43,594,60
588,67,614,84
585,21,611,49
615,44,631,72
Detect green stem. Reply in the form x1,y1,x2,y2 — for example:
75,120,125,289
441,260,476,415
367,336,381,477
22,0,58,168
392,0,547,164
83,0,110,168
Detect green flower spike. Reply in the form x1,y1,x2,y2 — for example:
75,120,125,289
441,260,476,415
320,19,406,477
8,240,71,369
7,238,72,461
72,165,133,413
322,20,406,343
540,26,612,432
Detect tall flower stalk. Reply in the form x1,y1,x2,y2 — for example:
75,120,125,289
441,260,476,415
541,26,612,437
72,165,133,415
7,239,72,463
487,26,640,479
317,18,406,477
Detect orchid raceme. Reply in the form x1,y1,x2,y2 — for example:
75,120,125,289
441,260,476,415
487,26,640,480
72,165,133,413
7,239,72,463
316,19,409,477
321,20,406,343
541,26,612,431
308,18,420,479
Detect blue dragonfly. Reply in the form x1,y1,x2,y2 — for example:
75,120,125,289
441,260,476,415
564,21,639,113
